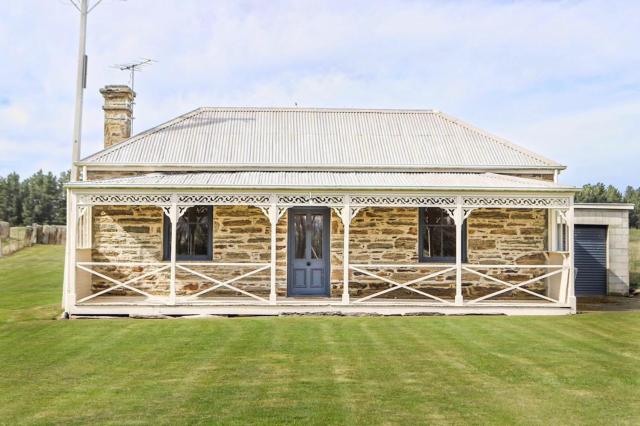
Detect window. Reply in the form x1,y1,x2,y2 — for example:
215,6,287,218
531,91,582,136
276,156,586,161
418,207,466,263
163,206,213,261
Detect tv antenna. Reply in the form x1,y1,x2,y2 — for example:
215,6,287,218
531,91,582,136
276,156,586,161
111,58,156,131
111,58,155,92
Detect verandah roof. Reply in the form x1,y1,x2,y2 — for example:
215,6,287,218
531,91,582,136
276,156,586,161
68,171,574,192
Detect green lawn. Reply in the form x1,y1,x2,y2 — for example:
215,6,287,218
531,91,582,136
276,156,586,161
0,247,639,425
630,228,640,289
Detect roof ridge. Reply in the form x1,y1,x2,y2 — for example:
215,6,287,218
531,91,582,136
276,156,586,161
81,107,206,162
435,112,562,168
199,106,440,114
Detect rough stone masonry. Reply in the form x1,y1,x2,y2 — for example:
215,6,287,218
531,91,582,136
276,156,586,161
90,204,548,300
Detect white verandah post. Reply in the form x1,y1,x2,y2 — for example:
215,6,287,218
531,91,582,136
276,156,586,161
342,197,351,304
567,200,576,312
269,199,278,304
454,196,464,306
65,190,79,312
169,195,178,305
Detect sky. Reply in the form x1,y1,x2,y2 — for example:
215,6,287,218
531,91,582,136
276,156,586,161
0,0,638,188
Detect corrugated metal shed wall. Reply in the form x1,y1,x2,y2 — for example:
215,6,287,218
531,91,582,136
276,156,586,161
575,225,608,296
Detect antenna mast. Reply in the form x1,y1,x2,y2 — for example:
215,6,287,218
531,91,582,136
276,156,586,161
68,0,106,182
111,58,155,131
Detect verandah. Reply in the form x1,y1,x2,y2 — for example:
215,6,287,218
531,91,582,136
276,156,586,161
63,190,576,313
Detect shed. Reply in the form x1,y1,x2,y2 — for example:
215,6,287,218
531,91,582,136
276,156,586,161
573,203,633,296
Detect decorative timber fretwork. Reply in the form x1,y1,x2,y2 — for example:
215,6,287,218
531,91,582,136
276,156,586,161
77,194,172,206
276,194,344,206
178,194,271,205
350,195,457,208
462,196,570,209
75,192,572,210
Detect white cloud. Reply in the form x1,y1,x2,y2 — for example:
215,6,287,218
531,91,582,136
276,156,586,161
0,105,30,127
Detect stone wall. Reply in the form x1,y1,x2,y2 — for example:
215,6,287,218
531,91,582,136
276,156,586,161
90,205,279,297
89,205,549,300
174,205,279,297
91,205,166,294
30,224,67,245
0,226,33,257
465,208,547,298
0,223,66,257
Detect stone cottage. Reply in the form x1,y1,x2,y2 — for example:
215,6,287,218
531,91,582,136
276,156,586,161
63,85,580,316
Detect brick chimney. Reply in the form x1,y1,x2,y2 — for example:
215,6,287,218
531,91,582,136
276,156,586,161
100,85,135,148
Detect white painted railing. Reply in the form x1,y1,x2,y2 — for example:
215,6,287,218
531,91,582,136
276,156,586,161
76,262,169,304
349,264,457,305
348,261,570,305
462,263,569,304
176,262,271,303
76,260,569,306
75,261,272,305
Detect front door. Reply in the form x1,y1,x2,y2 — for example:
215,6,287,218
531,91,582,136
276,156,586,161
287,208,330,296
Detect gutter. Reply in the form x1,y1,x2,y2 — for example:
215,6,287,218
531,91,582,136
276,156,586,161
574,203,634,210
74,163,567,173
65,182,578,193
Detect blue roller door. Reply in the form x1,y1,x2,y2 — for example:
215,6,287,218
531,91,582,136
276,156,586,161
575,225,607,296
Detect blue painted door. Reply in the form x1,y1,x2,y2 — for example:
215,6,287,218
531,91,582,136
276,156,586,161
288,208,330,296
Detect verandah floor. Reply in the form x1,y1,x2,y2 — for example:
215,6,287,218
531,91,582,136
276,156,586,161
73,294,567,316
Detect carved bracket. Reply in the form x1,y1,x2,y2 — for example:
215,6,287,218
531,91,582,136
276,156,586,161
463,208,476,221
557,209,568,224
257,206,270,219
161,206,172,221
77,206,89,220
444,208,457,222
351,207,362,221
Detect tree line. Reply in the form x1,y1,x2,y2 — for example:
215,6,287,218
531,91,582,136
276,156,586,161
0,170,70,226
575,183,640,228
0,171,638,228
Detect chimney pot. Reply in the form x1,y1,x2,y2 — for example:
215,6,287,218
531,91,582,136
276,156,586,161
100,85,136,148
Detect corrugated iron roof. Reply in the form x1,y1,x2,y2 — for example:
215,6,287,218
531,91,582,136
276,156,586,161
69,172,572,191
80,107,562,170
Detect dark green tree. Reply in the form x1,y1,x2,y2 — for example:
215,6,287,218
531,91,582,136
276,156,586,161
52,170,70,224
21,170,59,225
575,183,623,203
1,173,22,225
624,186,640,228
0,175,5,222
